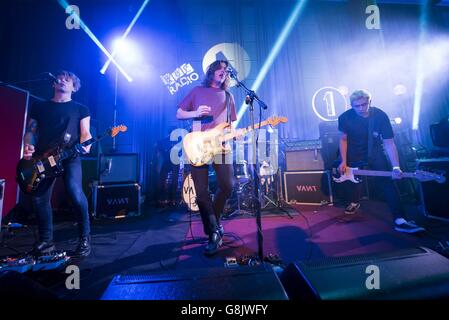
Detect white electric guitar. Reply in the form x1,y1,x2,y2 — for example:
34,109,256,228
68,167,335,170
332,167,446,184
183,116,288,166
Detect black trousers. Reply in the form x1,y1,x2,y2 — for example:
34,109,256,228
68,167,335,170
31,156,90,242
190,162,234,236
347,152,406,220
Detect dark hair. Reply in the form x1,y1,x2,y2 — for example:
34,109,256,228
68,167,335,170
202,60,230,90
55,70,81,92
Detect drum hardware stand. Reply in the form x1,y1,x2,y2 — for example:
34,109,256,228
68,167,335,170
226,181,254,218
260,173,293,219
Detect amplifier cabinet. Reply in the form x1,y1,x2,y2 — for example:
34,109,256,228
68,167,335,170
284,171,333,205
91,181,141,219
416,158,449,222
285,150,324,171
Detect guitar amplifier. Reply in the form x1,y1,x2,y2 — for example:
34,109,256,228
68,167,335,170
284,171,333,205
98,153,139,184
416,158,449,222
91,181,141,219
284,140,324,171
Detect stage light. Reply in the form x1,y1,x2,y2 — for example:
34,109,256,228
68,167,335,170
393,84,407,96
412,0,430,130
394,117,402,125
100,0,150,75
236,0,308,125
57,0,132,82
113,39,142,65
337,86,349,96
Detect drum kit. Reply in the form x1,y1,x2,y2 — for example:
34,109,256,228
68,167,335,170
181,160,283,216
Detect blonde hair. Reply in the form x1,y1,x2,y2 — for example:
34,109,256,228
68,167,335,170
350,89,371,106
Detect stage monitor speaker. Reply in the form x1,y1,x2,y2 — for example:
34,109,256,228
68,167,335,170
98,153,139,184
0,271,58,299
416,157,449,222
279,247,449,300
101,264,288,300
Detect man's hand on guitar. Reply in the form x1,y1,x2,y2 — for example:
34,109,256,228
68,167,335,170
338,161,348,176
392,166,403,180
23,144,35,159
196,105,211,118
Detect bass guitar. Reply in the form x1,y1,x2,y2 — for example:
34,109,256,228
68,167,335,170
16,125,127,195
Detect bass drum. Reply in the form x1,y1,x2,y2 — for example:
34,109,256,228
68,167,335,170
182,173,199,212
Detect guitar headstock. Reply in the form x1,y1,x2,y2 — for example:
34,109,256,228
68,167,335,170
267,116,288,127
110,125,128,138
415,170,446,184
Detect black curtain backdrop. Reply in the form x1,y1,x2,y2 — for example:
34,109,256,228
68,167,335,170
1,0,448,196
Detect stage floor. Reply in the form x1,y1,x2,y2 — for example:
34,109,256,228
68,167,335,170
1,200,448,299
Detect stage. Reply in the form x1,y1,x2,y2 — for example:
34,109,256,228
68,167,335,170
1,200,448,300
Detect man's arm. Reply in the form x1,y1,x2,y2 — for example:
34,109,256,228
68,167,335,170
23,118,37,159
383,138,400,168
176,106,209,120
338,133,348,174
80,116,92,153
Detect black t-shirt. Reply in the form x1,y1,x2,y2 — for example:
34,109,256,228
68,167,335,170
29,100,90,155
338,107,394,165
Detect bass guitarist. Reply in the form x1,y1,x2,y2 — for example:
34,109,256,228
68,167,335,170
23,70,92,256
176,60,237,256
338,89,424,233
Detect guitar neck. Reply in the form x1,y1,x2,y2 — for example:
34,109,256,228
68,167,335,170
353,169,415,178
221,120,271,142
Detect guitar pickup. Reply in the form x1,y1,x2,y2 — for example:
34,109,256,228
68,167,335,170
48,156,57,167
36,161,45,173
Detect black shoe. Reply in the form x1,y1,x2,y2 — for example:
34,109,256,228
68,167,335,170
74,236,91,257
218,224,224,237
345,202,360,215
204,232,222,256
32,241,55,256
394,220,425,234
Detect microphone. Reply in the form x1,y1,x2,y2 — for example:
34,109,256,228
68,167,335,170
45,72,60,84
226,67,237,79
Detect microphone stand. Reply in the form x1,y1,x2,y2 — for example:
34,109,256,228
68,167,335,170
229,72,267,261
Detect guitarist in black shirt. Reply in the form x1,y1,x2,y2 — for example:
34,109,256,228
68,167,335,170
338,89,424,234
23,70,92,256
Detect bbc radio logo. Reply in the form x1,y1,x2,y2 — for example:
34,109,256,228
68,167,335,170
160,63,200,95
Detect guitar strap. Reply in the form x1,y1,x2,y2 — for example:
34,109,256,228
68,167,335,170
225,90,231,125
367,107,374,166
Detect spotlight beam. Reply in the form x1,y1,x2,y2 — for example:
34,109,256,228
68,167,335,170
57,0,133,82
100,0,150,75
236,0,308,125
412,0,430,131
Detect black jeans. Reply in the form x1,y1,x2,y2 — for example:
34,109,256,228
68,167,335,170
347,152,406,220
190,163,234,236
32,156,90,242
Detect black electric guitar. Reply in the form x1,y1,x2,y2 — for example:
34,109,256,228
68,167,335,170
16,125,127,195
